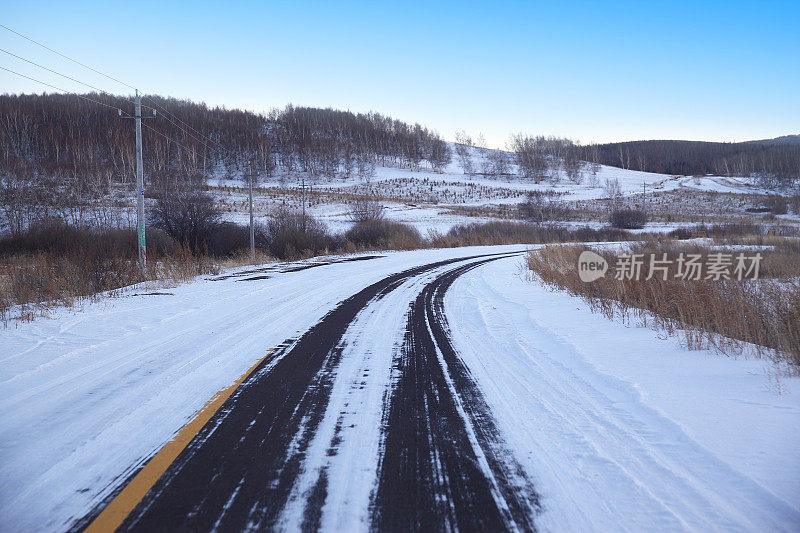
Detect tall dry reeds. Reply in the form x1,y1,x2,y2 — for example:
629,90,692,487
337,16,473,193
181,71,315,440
527,243,800,373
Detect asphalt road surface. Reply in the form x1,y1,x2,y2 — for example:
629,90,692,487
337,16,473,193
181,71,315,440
77,252,540,532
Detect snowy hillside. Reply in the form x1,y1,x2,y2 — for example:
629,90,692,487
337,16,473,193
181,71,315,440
211,144,793,235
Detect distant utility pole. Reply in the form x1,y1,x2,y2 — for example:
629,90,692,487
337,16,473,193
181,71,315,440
301,177,306,232
642,182,647,215
248,164,255,258
119,89,155,277
301,177,306,218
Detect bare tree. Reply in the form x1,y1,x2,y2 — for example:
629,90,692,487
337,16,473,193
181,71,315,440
518,191,571,225
603,177,623,212
454,130,475,175
563,142,584,184
348,197,385,223
148,175,221,252
511,135,549,183
483,149,511,178
426,137,451,172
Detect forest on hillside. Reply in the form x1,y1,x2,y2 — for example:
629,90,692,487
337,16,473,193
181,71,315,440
586,139,800,186
0,93,451,231
0,93,451,182
2,93,800,234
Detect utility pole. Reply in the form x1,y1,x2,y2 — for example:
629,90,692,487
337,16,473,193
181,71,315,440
119,90,155,277
301,177,306,232
301,177,306,218
642,181,647,215
249,164,255,259
134,91,146,276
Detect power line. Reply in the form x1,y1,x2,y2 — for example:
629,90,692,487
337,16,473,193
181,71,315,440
143,103,224,155
0,23,138,92
142,98,208,139
0,53,209,151
1,62,221,159
0,65,130,113
1,23,239,162
142,96,235,158
2,63,205,165
0,47,117,96
141,121,199,156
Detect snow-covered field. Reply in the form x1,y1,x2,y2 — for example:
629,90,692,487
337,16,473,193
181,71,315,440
1,246,798,531
211,145,796,235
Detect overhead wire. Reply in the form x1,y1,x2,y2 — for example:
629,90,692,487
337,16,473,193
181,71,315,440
1,65,198,159
0,23,138,92
141,121,198,157
140,96,239,160
0,65,131,113
0,47,111,95
1,24,242,164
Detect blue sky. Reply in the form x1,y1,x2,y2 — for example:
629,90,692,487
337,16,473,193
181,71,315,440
2,0,799,147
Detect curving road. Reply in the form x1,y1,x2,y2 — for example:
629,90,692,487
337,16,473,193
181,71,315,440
6,247,797,532
78,252,540,532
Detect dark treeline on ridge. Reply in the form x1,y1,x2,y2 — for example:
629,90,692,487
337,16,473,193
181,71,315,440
0,92,451,183
0,92,450,232
587,139,800,187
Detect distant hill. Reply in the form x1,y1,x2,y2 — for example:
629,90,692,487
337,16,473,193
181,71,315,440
587,137,800,184
749,134,800,145
0,93,451,186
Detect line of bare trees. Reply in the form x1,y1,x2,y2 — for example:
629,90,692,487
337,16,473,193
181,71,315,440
0,93,451,233
0,94,451,181
453,131,514,178
454,133,603,185
508,135,599,185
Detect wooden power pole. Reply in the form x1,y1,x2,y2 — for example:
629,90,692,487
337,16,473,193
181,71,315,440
249,164,255,258
119,90,155,277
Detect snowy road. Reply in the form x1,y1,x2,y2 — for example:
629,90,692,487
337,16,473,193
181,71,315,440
1,246,799,532
105,252,536,531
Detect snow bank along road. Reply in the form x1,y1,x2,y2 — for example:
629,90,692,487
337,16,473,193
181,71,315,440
1,246,799,532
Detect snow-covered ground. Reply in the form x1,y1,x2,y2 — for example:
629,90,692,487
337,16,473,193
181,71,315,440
1,246,798,531
212,145,795,235
0,246,520,531
447,258,800,531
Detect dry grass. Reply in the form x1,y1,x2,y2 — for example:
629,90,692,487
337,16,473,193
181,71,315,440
429,222,641,248
0,246,224,323
526,242,800,373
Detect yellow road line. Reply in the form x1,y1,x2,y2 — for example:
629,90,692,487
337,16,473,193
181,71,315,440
84,349,275,533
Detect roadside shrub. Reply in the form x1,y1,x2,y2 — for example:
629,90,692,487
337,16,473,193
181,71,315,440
789,195,800,215
345,219,423,250
668,223,764,240
0,218,176,259
610,209,647,229
148,188,221,253
518,191,572,224
438,221,545,246
429,221,634,248
206,222,251,257
348,198,385,223
265,208,340,260
767,196,789,215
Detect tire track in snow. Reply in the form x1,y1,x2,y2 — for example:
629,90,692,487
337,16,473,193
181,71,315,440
92,253,512,532
372,257,539,532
